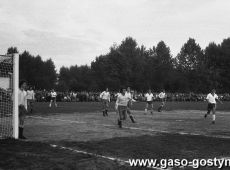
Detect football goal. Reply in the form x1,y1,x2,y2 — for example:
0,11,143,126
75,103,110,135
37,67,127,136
0,54,19,139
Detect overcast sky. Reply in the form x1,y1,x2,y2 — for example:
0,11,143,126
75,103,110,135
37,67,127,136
0,0,229,71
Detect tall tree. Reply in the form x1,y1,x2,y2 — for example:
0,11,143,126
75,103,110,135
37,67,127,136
154,41,174,90
176,38,205,92
19,51,57,89
7,47,18,54
176,38,203,71
219,38,230,92
204,42,222,91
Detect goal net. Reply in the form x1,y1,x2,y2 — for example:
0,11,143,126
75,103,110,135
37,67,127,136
0,54,19,139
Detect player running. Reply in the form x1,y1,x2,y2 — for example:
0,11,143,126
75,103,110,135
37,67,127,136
115,90,121,113
49,89,57,107
116,88,130,128
125,87,136,123
204,89,223,124
145,89,154,114
99,88,110,116
158,89,166,112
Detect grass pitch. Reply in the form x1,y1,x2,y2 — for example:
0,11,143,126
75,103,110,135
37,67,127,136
1,102,230,170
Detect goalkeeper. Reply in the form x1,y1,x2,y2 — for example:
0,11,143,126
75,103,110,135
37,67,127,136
18,80,28,139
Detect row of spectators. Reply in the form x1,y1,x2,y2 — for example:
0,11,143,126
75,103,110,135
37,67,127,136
34,90,230,102
1,88,230,103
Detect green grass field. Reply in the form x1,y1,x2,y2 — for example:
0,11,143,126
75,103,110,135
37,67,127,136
1,102,230,170
32,101,230,115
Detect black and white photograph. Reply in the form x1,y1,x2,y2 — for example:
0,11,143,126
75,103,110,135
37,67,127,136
0,0,230,169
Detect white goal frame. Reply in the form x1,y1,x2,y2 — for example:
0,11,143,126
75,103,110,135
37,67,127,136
13,53,19,139
0,53,19,139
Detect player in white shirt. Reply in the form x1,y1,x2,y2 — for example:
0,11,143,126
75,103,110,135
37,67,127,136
125,87,136,123
145,89,154,114
18,80,28,139
204,89,223,124
99,88,110,116
27,86,35,113
49,89,57,107
158,89,166,112
115,90,121,111
116,88,130,128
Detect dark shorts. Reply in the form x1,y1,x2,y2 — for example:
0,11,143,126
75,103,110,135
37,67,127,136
19,105,27,117
118,105,127,120
51,97,56,101
102,99,109,108
147,101,153,105
27,99,34,105
207,103,216,111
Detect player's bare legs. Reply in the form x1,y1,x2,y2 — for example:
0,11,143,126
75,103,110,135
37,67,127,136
158,100,165,112
145,102,153,115
204,104,212,118
105,100,109,116
145,103,149,114
102,100,105,116
150,103,154,115
102,100,109,116
118,106,127,128
49,99,57,107
127,108,135,123
212,105,216,124
126,100,135,123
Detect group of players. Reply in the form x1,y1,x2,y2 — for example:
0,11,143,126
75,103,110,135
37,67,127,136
99,88,223,128
99,87,167,128
18,79,223,139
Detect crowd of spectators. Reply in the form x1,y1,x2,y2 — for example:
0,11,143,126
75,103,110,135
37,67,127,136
33,90,230,102
1,88,230,103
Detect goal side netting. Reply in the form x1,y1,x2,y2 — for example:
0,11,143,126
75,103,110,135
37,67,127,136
0,54,19,139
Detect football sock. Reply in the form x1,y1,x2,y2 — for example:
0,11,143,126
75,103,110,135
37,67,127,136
118,120,122,128
212,114,216,121
129,115,135,123
19,127,26,139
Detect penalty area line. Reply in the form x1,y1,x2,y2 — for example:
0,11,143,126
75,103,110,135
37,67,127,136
49,144,171,170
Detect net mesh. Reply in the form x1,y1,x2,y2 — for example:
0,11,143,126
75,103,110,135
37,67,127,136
0,55,14,138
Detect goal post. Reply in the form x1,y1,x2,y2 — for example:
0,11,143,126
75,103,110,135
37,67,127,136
13,53,19,139
0,53,19,139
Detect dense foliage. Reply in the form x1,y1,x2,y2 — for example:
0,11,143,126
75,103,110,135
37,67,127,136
6,36,230,93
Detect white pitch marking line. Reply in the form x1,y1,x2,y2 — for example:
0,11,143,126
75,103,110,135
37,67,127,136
28,116,230,139
221,157,230,160
27,116,86,124
50,144,171,170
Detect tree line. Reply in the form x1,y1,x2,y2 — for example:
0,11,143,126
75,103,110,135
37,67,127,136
6,36,230,93
7,47,57,90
